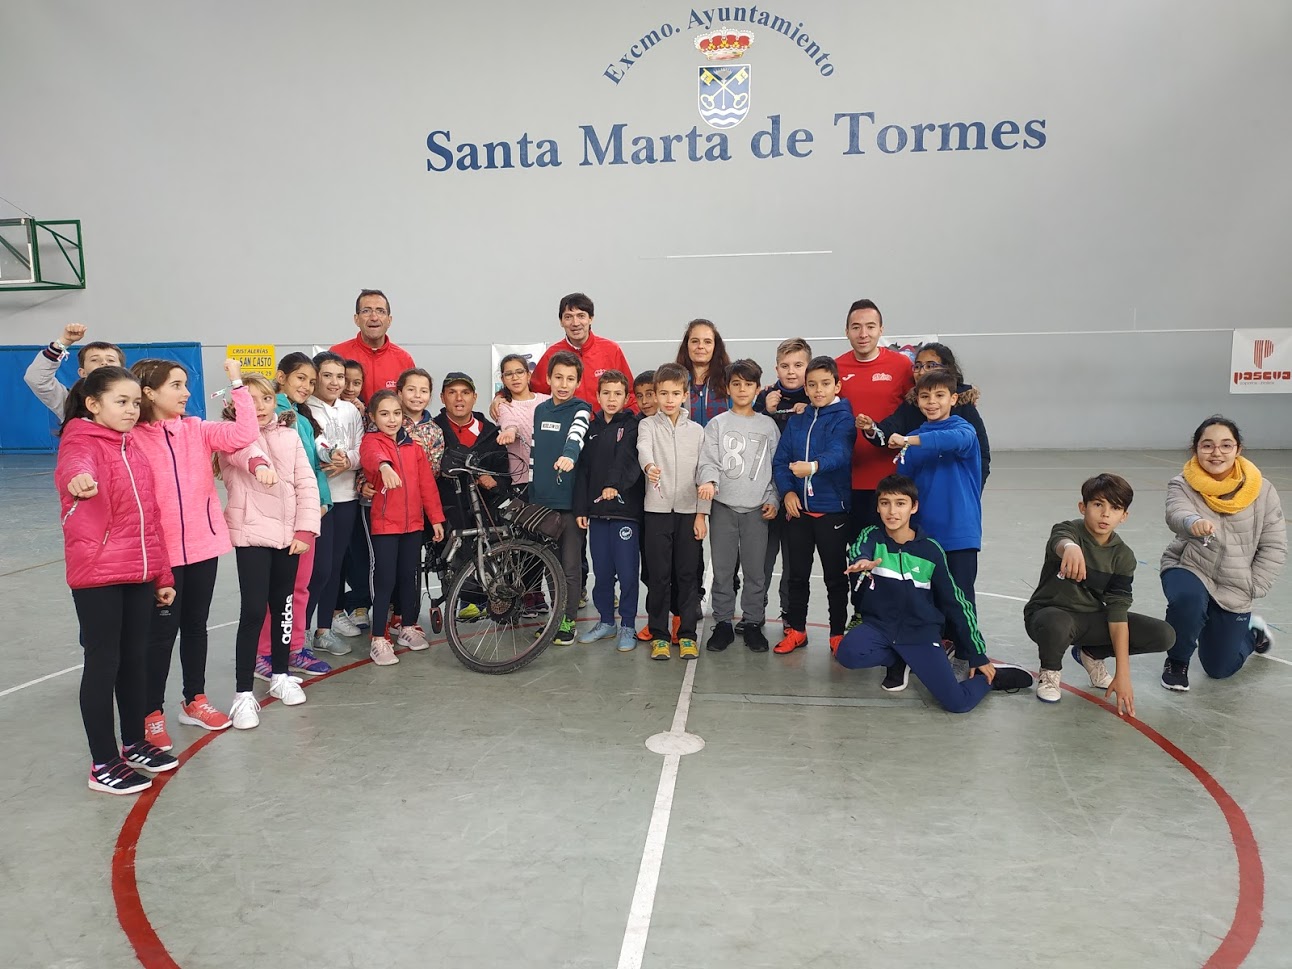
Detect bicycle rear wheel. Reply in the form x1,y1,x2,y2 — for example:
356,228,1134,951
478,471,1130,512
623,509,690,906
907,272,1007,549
443,539,567,674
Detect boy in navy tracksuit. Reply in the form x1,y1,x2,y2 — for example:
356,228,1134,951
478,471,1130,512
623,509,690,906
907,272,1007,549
529,351,593,645
755,337,812,624
574,370,644,653
861,366,983,688
836,474,1033,708
771,355,856,654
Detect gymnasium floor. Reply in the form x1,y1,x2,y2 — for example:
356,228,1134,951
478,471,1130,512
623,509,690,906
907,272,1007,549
2,449,1288,969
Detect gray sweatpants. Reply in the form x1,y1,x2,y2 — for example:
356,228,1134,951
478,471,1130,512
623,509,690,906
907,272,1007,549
710,501,769,626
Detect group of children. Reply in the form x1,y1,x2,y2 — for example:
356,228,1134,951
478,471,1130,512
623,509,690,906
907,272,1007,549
33,294,1225,795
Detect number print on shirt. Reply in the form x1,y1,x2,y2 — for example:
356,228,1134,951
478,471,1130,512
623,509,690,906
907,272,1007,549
721,431,770,481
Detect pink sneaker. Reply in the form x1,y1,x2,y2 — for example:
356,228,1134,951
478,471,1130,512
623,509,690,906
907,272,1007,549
370,636,399,666
177,695,232,732
398,624,431,651
143,710,173,752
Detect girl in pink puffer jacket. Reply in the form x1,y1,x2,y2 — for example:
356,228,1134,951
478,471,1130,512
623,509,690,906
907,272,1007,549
56,367,179,795
216,375,321,730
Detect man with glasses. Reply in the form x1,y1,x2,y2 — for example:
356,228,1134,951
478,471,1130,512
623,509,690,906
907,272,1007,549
330,289,416,401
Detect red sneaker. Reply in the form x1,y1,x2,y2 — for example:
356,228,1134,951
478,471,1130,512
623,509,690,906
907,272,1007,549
178,695,232,732
671,616,681,645
143,710,173,751
773,629,808,654
636,626,653,642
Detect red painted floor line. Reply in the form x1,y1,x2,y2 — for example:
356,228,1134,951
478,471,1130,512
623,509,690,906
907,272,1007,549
111,626,1264,969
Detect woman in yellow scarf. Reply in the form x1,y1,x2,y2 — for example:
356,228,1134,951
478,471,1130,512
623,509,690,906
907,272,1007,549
1160,417,1287,692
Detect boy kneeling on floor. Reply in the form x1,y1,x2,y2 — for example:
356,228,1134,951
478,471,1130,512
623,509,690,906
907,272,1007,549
834,474,1034,710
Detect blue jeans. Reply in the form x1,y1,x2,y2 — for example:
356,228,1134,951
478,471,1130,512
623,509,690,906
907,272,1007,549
1162,567,1254,678
589,518,640,627
836,623,991,714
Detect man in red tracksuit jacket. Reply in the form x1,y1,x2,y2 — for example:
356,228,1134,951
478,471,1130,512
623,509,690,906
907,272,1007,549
529,293,637,411
331,288,416,402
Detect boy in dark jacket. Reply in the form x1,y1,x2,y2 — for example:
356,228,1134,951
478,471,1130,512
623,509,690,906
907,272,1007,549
530,352,593,645
836,474,1034,709
574,370,644,652
771,355,856,654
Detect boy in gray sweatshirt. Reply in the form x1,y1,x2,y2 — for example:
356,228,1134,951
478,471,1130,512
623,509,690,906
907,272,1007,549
638,362,712,660
697,360,781,652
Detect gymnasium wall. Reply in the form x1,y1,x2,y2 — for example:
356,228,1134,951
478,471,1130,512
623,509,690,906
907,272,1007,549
2,0,1289,449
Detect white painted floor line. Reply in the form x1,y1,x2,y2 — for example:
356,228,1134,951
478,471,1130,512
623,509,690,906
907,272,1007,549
0,617,239,700
1256,652,1292,667
0,665,84,699
617,659,700,969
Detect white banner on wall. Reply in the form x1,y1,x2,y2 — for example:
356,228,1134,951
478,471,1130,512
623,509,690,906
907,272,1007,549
1231,329,1292,394
491,343,548,396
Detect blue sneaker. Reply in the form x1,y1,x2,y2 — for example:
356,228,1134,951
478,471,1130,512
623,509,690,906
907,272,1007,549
253,655,273,682
288,647,332,676
616,626,637,652
578,621,617,644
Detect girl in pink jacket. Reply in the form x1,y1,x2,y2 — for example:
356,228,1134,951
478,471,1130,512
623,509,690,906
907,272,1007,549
131,357,259,746
56,367,180,795
217,375,322,730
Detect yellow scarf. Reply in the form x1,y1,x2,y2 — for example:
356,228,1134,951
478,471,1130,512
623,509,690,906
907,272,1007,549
1182,455,1263,514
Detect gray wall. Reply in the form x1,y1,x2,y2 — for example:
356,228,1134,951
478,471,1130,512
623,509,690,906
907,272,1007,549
3,0,1290,448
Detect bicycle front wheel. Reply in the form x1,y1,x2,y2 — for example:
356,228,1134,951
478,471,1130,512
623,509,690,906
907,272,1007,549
443,539,568,674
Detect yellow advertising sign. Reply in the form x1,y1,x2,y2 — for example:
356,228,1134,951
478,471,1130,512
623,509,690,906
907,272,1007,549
227,344,277,378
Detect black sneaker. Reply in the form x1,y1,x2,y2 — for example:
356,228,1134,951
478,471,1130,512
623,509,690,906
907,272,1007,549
845,613,864,632
89,757,153,795
706,621,735,652
881,661,910,692
122,741,179,773
744,623,770,652
1161,658,1190,692
552,618,577,647
989,663,1035,693
1252,617,1274,654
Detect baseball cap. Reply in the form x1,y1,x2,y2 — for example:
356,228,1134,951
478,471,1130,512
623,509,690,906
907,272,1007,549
442,371,475,391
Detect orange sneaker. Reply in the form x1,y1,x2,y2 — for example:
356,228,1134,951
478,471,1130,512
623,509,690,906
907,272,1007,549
773,628,808,654
178,695,232,732
637,626,653,642
829,634,843,654
671,616,681,645
143,710,173,751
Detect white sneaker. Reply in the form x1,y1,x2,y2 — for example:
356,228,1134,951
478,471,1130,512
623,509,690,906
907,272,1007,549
1071,645,1113,689
398,624,431,651
370,636,399,666
331,611,362,637
1036,669,1062,703
230,691,261,729
315,629,353,656
269,673,307,706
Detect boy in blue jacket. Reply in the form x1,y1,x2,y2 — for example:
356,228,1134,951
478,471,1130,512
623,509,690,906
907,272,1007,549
530,351,593,646
836,474,1033,709
771,355,856,654
861,366,983,689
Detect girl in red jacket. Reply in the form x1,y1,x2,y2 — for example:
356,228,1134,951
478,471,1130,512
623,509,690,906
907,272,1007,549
56,367,180,795
360,390,445,666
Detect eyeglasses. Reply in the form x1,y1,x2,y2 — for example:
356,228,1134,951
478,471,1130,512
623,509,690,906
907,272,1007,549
1197,442,1237,454
501,370,528,379
358,308,389,317
912,361,944,371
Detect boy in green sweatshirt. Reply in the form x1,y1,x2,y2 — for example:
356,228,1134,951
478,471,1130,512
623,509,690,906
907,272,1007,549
1023,473,1174,715
530,351,593,645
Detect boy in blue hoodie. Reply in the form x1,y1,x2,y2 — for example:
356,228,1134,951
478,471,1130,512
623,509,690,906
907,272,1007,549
836,474,1034,709
861,366,983,689
771,355,856,654
529,351,593,645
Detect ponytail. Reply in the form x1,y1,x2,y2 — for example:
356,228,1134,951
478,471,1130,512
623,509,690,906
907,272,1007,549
59,366,139,435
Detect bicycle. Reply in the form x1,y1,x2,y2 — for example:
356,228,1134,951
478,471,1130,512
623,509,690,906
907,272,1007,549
422,456,568,674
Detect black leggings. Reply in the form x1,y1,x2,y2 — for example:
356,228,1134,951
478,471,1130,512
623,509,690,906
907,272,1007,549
234,546,299,692
146,556,219,713
371,531,422,637
309,499,358,630
72,583,154,764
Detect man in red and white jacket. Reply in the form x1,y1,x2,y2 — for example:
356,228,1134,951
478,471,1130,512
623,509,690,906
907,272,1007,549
528,293,636,411
330,288,416,402
835,298,914,539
